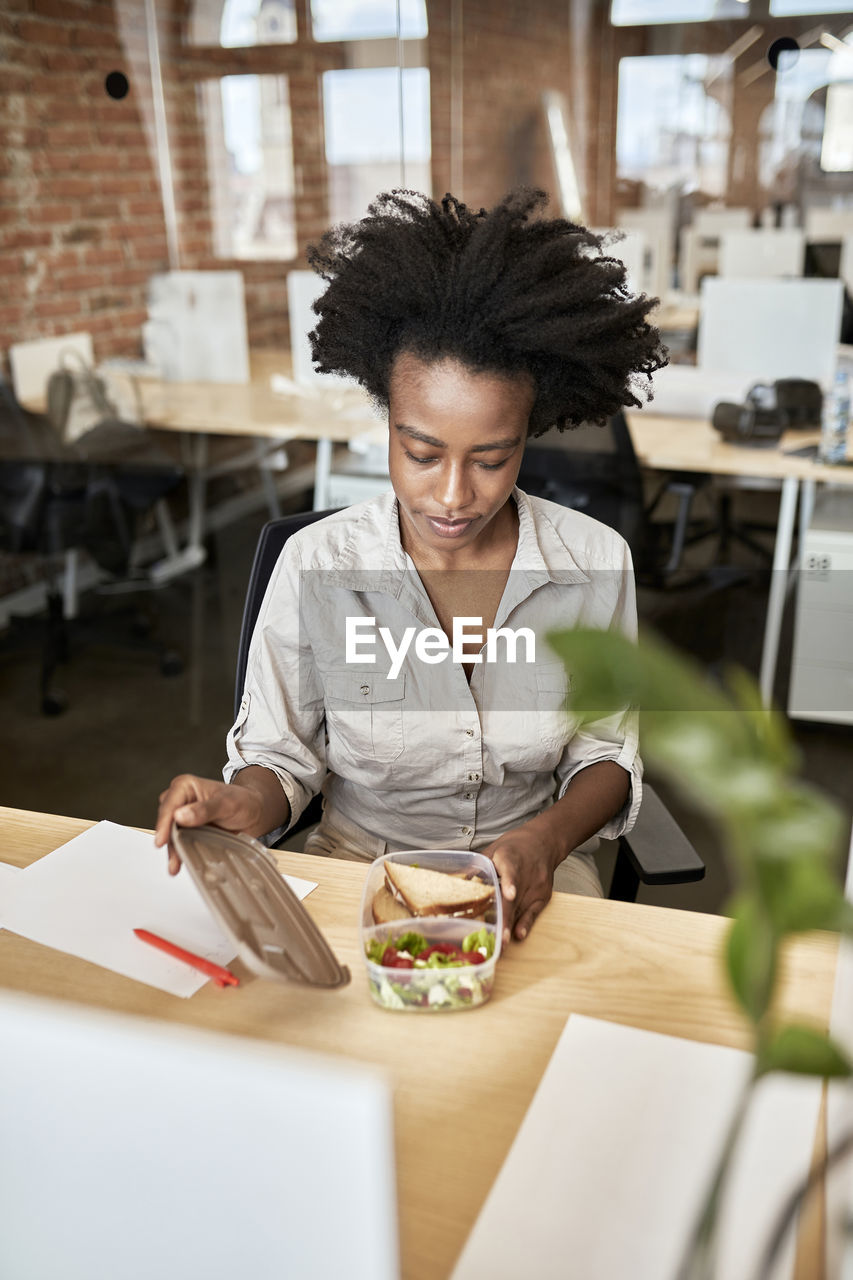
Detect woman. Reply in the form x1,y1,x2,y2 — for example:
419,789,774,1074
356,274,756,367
155,188,667,943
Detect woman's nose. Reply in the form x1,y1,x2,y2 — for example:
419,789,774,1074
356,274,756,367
435,461,474,511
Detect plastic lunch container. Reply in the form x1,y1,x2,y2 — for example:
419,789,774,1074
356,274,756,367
359,850,503,1012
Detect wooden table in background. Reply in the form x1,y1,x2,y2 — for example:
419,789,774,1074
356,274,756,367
0,807,838,1279
23,353,385,573
626,409,853,706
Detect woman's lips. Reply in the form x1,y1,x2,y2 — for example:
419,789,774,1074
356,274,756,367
424,515,476,538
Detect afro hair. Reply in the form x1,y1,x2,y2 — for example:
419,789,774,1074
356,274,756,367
307,187,668,437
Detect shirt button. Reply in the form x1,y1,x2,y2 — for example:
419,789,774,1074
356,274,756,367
465,792,474,800
461,827,472,836
465,728,474,737
467,773,479,781
360,684,370,695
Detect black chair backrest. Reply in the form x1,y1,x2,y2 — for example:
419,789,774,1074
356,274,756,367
518,411,645,561
234,509,339,719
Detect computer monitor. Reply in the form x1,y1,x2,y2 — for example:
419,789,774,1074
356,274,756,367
698,277,845,387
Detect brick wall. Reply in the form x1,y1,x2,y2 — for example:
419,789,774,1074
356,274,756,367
0,0,603,370
0,0,168,363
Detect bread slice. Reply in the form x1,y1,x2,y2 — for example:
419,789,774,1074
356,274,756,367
371,884,412,925
384,861,495,918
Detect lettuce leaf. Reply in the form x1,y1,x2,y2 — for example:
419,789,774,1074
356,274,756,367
462,927,495,958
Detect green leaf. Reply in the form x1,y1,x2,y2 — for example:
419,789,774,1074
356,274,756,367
723,664,798,773
546,628,732,724
726,898,777,1023
393,930,428,957
749,785,846,865
757,1025,853,1079
755,856,853,936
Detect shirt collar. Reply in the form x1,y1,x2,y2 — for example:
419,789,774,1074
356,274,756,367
323,485,590,595
511,487,590,586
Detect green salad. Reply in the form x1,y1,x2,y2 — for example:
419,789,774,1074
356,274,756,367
365,926,497,1011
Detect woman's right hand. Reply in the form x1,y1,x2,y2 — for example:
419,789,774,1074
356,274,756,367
155,774,264,875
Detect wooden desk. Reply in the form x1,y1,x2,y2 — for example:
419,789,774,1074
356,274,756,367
111,351,384,560
626,410,853,706
22,353,384,573
0,807,838,1279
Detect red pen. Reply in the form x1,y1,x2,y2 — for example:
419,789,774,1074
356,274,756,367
134,928,239,988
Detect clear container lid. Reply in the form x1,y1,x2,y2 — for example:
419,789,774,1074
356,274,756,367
171,823,350,989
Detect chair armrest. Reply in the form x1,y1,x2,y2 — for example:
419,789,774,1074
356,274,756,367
624,783,705,884
608,783,705,901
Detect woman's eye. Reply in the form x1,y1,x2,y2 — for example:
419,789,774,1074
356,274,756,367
406,451,437,466
476,459,507,471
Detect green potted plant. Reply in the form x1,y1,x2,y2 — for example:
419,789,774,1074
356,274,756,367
547,625,853,1278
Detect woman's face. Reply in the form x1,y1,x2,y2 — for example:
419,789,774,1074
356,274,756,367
387,352,534,558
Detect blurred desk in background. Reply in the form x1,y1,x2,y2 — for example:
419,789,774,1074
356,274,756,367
111,349,385,563
625,410,853,707
22,352,386,577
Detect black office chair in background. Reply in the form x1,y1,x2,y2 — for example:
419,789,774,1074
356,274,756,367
0,376,184,714
518,410,709,583
235,509,704,903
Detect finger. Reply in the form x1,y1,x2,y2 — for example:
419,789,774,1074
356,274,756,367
500,884,518,945
167,850,181,877
154,776,199,847
513,897,548,941
173,798,218,829
490,851,519,945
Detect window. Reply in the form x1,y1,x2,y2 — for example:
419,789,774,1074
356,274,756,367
188,0,297,47
822,83,853,172
769,0,853,14
310,0,427,42
759,42,853,189
616,55,730,197
611,0,750,26
322,67,431,223
201,74,297,260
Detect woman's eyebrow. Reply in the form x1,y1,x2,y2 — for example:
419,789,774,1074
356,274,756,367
395,423,522,451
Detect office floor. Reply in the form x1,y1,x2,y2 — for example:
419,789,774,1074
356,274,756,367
1,483,851,917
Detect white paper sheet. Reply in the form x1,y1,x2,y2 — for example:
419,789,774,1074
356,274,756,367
1,821,317,998
452,1015,822,1280
0,989,398,1280
0,861,22,929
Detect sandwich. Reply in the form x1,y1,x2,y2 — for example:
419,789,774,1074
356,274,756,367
379,860,495,921
371,884,412,925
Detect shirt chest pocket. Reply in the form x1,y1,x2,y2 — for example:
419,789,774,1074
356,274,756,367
324,670,405,765
535,662,572,752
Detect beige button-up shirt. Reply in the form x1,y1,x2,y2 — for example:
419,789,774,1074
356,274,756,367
225,487,642,852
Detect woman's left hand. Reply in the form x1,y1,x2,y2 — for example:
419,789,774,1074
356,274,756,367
482,823,566,944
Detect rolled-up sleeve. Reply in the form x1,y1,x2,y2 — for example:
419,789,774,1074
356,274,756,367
554,535,643,840
223,540,326,830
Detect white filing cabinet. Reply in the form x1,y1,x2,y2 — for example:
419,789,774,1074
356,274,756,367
788,490,853,724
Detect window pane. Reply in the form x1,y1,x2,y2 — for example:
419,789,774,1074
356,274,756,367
617,55,730,197
201,75,297,261
611,0,750,25
770,0,852,14
760,41,853,188
188,0,297,47
822,84,853,173
311,0,427,41
323,67,431,223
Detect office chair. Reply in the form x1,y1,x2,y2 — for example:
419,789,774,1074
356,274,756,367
518,410,714,583
235,509,705,902
0,376,183,714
